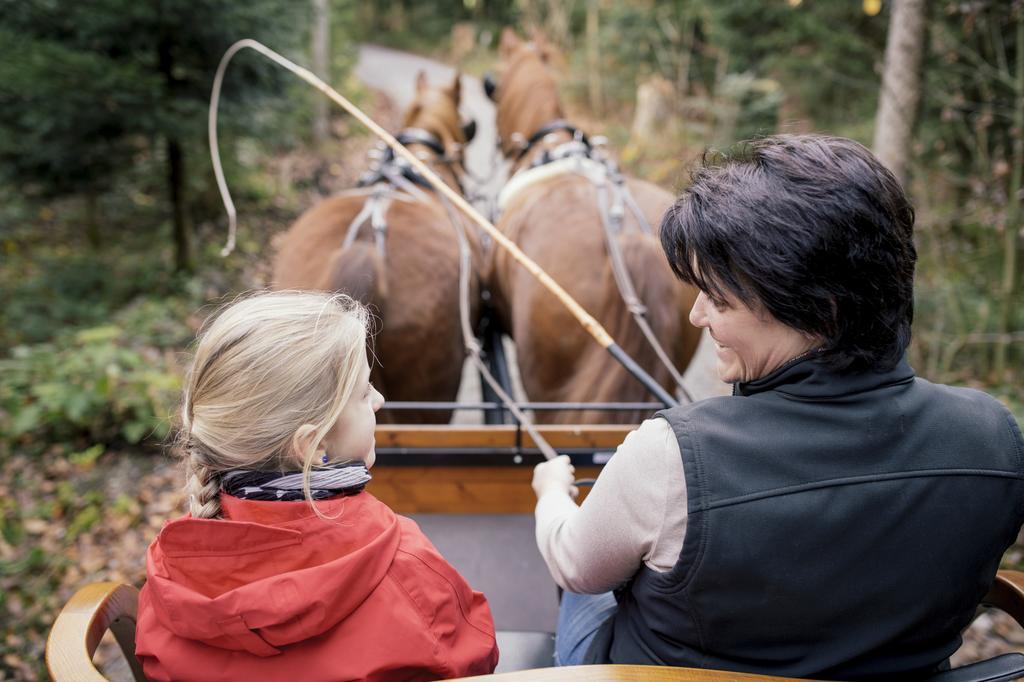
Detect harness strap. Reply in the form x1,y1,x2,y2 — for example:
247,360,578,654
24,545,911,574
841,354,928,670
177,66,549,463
595,178,645,315
498,114,691,402
396,128,446,156
516,118,590,161
359,128,463,192
342,189,382,250
341,180,427,260
501,141,694,403
594,174,693,403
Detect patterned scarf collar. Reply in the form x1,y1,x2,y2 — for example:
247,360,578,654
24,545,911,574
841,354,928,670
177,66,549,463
221,463,371,502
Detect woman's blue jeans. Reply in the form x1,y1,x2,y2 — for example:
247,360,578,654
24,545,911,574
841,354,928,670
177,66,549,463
554,591,618,666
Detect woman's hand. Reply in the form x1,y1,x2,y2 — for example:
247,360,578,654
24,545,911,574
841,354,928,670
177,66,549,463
532,455,579,499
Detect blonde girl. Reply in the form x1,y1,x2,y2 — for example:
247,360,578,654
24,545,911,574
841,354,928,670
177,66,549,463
135,291,498,682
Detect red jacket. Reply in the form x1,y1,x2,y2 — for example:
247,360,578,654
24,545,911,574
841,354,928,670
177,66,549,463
136,492,498,681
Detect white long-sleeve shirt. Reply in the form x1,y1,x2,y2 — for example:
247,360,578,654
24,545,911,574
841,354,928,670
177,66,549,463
534,418,689,593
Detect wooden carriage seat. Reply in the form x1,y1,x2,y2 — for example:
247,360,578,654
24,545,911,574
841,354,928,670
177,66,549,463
46,581,146,682
47,571,1024,682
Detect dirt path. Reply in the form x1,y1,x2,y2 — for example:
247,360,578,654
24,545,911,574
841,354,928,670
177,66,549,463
354,45,729,424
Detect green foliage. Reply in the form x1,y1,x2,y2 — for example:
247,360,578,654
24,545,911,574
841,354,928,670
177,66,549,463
584,1,887,133
0,26,159,198
599,1,700,101
908,2,1023,385
0,0,292,195
715,73,784,144
0,0,309,195
352,0,519,54
706,1,888,131
910,219,1024,383
918,2,1020,215
0,0,316,273
0,323,180,448
0,248,183,349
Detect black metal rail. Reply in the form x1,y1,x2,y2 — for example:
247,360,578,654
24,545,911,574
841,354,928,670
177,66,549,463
375,447,615,467
382,401,665,412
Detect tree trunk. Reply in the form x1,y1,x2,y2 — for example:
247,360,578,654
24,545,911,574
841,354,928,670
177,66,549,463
385,1,407,33
585,0,603,115
167,137,191,272
312,0,330,144
158,21,191,272
631,76,675,148
544,0,571,49
872,0,926,187
676,8,694,98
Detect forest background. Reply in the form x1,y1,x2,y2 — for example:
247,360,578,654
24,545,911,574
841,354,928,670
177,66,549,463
0,0,1022,678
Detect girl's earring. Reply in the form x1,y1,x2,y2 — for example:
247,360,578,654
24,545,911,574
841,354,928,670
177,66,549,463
321,453,329,465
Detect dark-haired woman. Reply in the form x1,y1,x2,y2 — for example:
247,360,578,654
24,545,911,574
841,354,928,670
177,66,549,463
532,134,1024,680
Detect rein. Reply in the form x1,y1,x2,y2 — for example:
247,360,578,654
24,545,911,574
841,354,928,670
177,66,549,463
208,40,679,461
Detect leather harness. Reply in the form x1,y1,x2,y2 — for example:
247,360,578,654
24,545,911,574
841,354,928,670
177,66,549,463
357,128,454,191
496,116,693,402
348,127,463,261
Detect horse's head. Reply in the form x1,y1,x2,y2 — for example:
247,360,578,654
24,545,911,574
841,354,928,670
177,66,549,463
403,70,475,168
485,28,565,160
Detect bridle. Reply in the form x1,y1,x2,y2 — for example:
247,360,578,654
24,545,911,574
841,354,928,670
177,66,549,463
514,119,590,164
358,126,472,195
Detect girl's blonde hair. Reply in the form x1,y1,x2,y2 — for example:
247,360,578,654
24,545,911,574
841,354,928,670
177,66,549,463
179,290,370,519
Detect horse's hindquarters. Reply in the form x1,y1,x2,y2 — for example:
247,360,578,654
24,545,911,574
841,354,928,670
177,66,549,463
275,196,480,422
490,177,699,420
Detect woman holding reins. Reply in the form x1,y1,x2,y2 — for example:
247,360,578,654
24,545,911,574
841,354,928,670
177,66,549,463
532,134,1024,679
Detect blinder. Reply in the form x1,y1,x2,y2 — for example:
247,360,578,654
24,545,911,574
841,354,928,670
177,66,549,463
357,125,467,193
462,119,477,143
396,128,446,156
483,72,498,101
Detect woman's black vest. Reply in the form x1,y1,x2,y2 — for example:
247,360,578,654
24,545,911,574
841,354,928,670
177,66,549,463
589,357,1024,680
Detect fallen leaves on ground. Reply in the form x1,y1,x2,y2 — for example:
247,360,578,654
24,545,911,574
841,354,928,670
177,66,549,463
0,449,181,681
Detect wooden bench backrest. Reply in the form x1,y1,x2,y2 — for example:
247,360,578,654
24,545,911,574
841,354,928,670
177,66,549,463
46,572,1024,681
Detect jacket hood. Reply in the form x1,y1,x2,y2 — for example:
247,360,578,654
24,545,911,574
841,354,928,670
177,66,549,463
143,492,400,656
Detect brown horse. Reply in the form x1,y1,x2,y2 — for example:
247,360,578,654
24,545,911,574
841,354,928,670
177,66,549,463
272,71,479,424
486,29,701,424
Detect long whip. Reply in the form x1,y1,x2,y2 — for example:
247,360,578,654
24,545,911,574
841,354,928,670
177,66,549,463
208,39,678,408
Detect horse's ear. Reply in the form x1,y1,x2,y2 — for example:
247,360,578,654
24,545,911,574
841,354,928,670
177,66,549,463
450,71,462,104
529,29,557,64
415,70,428,93
499,27,521,56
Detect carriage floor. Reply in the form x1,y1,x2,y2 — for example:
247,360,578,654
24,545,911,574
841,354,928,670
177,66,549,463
408,513,559,632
